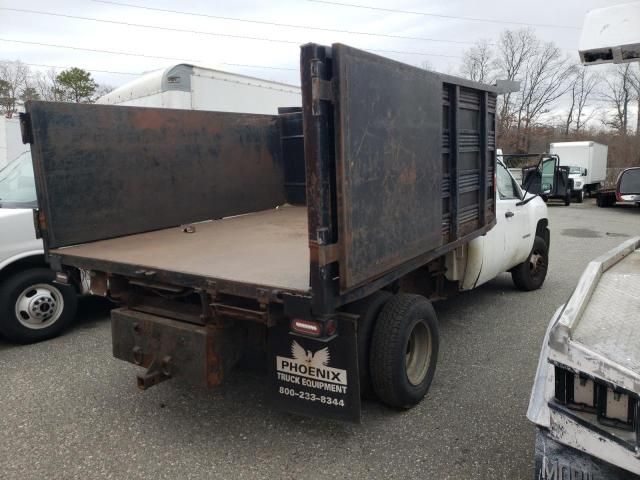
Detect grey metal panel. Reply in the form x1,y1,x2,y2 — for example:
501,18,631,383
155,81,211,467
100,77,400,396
333,44,443,289
160,64,193,93
26,101,285,249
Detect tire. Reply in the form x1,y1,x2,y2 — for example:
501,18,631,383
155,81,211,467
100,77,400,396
344,290,392,399
511,236,549,291
0,268,78,343
575,189,584,203
597,193,614,207
369,294,439,409
564,191,571,206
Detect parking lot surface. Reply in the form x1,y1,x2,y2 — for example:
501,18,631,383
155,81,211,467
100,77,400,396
1,200,638,480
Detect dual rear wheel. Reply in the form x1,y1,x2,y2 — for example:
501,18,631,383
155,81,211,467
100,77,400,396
349,292,439,409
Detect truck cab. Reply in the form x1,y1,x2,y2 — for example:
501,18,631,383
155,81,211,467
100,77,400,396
0,151,78,343
568,165,588,202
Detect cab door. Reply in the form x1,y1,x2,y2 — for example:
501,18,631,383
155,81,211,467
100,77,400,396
472,162,528,287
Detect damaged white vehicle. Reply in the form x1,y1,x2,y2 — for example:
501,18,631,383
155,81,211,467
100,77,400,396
528,237,640,479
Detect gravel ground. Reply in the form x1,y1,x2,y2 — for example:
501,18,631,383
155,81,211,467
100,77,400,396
1,199,638,479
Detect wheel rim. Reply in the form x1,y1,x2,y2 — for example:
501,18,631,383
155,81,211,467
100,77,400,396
529,250,547,278
405,320,432,386
14,283,65,329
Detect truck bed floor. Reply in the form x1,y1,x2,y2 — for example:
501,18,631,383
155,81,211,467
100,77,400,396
52,205,310,292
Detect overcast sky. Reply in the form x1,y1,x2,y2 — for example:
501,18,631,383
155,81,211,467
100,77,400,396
0,0,628,89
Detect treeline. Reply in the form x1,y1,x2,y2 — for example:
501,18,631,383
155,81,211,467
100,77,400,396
0,61,113,117
459,29,640,168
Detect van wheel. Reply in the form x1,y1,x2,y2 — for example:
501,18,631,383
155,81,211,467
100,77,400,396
344,290,392,399
369,294,439,409
511,236,548,291
0,268,77,343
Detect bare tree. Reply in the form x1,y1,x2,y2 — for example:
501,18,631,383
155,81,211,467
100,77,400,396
626,63,640,135
460,39,494,83
505,37,573,151
33,68,64,101
564,66,599,135
601,64,634,135
494,29,538,135
0,60,29,117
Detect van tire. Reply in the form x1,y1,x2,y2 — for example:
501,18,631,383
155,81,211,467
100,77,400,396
511,236,548,291
369,294,439,409
0,268,77,343
344,290,392,399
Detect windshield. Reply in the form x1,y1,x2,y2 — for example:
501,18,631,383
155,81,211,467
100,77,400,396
0,150,37,208
569,166,582,174
619,168,640,194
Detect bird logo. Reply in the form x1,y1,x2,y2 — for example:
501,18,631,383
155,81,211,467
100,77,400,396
291,340,330,369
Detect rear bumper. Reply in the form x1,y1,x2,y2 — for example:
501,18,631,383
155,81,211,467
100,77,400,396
535,427,640,480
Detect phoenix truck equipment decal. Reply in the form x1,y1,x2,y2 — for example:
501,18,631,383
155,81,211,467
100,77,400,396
276,341,348,394
268,318,361,422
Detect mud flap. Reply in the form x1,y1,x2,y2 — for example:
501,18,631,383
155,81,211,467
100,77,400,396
268,316,361,423
534,427,639,480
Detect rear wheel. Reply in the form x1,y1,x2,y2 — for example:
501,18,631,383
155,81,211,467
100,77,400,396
0,268,77,343
511,236,548,291
344,290,392,399
369,294,439,408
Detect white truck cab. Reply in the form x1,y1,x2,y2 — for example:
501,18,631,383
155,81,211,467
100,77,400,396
0,151,78,343
446,159,550,293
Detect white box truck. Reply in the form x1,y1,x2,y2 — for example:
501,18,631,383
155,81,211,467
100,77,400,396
549,141,608,203
97,63,301,114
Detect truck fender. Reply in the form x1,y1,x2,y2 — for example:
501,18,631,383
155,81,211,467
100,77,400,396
0,249,46,274
535,219,550,251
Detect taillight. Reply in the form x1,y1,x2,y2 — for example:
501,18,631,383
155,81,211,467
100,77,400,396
290,319,323,337
290,318,338,338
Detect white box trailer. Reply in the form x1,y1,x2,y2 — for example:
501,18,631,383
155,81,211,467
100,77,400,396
549,141,608,201
97,64,301,114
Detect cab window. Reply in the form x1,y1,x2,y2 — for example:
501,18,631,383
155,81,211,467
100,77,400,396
496,163,521,200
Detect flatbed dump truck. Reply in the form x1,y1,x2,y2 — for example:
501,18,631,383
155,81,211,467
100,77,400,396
21,43,549,422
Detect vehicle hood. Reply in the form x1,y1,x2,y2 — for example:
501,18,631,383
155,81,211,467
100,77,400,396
0,207,33,221
0,207,41,263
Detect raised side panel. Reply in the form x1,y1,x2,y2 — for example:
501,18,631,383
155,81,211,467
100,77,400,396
26,101,285,249
333,44,443,289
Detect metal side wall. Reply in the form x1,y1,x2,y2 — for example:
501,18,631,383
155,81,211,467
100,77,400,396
24,101,285,249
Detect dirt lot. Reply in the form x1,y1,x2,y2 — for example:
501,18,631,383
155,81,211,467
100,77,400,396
0,199,638,479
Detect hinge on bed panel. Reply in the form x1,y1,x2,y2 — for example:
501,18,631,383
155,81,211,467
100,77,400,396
310,59,333,116
316,244,339,267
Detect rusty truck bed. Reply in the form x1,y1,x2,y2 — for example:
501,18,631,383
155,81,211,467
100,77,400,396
51,205,310,292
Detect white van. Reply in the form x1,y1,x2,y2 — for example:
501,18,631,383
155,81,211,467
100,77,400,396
0,151,79,343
